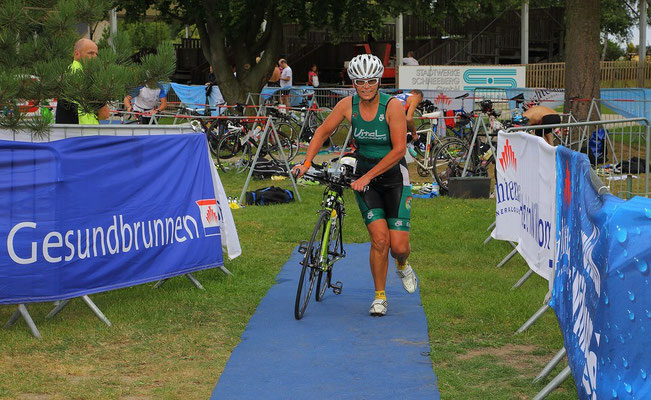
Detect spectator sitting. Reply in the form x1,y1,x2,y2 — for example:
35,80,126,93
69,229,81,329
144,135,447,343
522,105,560,146
55,38,110,124
124,80,168,125
403,51,419,66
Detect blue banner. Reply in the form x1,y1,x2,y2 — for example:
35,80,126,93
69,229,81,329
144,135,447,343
0,134,224,304
553,146,651,398
170,82,225,116
601,88,651,122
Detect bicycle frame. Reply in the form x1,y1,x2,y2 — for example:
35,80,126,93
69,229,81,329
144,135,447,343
318,185,346,270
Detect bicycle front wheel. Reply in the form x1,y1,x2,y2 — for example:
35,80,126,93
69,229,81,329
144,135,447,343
295,210,329,319
316,212,339,302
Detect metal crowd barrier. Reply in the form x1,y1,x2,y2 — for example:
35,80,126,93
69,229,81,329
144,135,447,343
506,117,650,198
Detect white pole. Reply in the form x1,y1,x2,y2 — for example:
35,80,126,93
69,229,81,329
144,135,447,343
521,0,529,65
396,14,404,87
639,0,647,87
185,26,190,39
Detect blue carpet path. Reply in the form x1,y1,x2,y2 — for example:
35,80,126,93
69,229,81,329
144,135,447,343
210,242,440,400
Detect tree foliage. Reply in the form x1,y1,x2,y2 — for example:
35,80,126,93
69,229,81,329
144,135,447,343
0,0,175,135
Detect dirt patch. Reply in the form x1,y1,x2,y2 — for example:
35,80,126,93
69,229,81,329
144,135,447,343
457,343,549,373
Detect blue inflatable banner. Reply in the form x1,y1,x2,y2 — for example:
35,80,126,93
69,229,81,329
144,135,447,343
0,134,224,304
553,146,651,399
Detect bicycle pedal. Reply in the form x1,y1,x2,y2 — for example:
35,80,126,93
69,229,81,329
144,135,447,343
332,281,343,295
298,240,309,254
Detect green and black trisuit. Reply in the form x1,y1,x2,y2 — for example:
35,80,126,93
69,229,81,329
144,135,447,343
351,92,412,232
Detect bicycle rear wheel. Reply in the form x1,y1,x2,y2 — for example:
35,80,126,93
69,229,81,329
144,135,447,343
432,138,472,192
271,122,298,161
295,210,329,319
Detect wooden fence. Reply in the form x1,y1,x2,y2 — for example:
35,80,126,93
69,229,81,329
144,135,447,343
527,61,651,88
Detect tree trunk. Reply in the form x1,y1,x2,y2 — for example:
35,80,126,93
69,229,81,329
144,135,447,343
564,0,600,121
197,8,282,106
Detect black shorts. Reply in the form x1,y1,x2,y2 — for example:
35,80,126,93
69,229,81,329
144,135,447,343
354,158,412,231
536,114,561,136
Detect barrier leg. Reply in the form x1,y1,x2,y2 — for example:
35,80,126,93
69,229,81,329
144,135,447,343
81,296,112,327
19,305,41,338
533,348,566,383
515,303,550,335
218,266,233,276
46,299,71,319
4,308,21,328
185,273,205,290
484,221,496,244
511,269,534,289
153,278,168,289
532,366,571,400
497,248,518,268
4,305,41,338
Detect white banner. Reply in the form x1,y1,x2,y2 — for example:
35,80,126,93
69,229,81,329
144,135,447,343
492,131,556,281
399,65,526,91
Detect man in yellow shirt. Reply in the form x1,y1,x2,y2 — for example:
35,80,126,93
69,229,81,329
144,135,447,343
55,38,110,124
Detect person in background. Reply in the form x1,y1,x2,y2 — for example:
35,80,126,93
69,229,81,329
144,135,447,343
393,89,424,143
402,51,419,66
55,38,110,124
268,64,281,87
308,64,319,87
124,81,168,125
279,58,293,107
523,104,560,145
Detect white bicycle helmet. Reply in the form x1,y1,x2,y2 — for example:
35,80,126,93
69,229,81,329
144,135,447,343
347,54,384,80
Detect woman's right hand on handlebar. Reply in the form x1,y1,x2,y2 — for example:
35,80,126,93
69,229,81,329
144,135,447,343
292,162,310,179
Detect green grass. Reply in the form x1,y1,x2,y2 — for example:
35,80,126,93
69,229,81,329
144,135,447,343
0,169,577,399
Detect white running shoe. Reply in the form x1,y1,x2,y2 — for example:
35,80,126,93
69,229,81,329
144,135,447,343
369,299,388,316
396,262,418,293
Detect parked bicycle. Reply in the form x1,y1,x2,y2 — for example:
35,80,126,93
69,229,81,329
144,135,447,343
212,117,298,173
294,159,360,320
267,93,350,147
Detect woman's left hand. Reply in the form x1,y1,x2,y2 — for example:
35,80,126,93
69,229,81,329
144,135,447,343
351,175,371,192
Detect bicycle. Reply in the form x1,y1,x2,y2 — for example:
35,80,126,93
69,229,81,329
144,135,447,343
267,93,350,147
215,117,298,173
432,104,526,193
294,162,357,320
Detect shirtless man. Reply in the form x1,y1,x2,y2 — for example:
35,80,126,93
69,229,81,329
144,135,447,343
523,105,560,145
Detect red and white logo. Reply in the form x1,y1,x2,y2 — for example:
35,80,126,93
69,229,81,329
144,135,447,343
434,93,452,107
196,199,221,236
498,139,517,172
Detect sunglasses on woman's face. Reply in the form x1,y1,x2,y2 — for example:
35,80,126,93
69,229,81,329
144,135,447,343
353,78,379,87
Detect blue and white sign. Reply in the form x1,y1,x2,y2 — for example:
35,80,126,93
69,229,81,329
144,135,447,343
553,146,651,399
399,66,525,91
0,134,232,304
